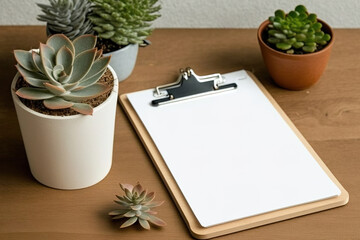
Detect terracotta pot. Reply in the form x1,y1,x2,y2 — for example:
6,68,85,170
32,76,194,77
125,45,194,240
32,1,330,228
257,20,334,90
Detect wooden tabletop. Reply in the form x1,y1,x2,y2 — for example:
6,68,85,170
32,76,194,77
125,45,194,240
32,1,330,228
0,26,359,240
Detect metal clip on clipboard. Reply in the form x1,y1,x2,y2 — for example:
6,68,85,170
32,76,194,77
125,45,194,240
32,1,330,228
152,67,237,106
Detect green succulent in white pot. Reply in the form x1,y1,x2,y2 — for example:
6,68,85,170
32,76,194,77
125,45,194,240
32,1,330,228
11,34,118,189
88,0,161,81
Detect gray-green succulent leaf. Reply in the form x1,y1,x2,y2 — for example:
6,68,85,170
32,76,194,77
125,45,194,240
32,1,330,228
14,34,111,115
37,0,94,40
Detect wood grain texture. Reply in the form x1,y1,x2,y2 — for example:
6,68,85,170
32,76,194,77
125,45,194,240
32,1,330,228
0,26,359,240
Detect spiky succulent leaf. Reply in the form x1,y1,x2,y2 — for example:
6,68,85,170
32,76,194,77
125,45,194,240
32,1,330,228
109,183,166,229
109,209,128,216
145,201,164,208
114,200,131,208
37,0,93,40
139,218,150,230
266,5,331,54
145,192,155,202
14,34,111,115
147,214,167,227
89,0,161,46
133,183,143,195
120,217,138,228
123,211,136,217
120,183,134,192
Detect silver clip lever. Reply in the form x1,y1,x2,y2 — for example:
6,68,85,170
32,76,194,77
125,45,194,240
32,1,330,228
152,68,237,106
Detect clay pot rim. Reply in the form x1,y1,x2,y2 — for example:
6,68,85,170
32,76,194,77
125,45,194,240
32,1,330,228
257,19,334,59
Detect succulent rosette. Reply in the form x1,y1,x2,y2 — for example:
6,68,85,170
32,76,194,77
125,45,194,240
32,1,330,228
109,183,166,229
89,0,161,46
267,5,331,54
14,34,111,115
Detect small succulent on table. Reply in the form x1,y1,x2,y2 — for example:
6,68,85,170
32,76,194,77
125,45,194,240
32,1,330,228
266,5,331,54
37,0,93,40
89,0,161,50
109,183,166,229
14,34,111,115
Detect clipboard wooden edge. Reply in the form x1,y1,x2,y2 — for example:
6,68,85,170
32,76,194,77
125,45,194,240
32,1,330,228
119,70,349,239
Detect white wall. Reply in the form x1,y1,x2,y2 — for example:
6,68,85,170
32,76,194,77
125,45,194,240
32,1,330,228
0,0,359,28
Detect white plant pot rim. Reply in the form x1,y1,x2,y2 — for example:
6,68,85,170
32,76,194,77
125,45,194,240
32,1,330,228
12,65,118,120
103,43,137,55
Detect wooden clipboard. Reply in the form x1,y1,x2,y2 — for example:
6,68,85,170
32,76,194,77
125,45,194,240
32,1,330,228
119,70,349,239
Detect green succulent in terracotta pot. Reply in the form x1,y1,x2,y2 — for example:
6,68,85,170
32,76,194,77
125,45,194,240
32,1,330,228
257,5,334,90
266,5,331,54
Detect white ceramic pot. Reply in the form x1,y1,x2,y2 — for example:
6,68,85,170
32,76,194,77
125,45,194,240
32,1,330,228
104,43,138,82
11,66,118,190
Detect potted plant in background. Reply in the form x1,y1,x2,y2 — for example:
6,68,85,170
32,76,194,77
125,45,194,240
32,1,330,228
11,34,118,190
257,5,334,90
89,0,161,81
37,0,94,40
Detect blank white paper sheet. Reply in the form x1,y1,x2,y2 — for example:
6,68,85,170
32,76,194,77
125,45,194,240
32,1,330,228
127,70,341,228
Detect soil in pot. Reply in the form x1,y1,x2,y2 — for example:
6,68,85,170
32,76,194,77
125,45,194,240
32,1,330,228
96,38,123,54
15,69,114,116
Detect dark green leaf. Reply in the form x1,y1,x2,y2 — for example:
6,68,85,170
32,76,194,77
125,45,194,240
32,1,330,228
288,11,299,18
323,34,331,41
308,13,317,23
275,10,285,19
